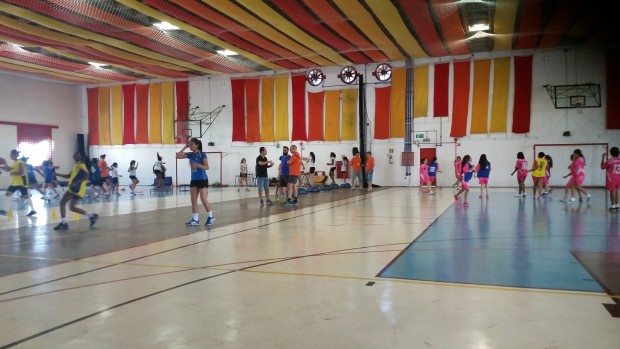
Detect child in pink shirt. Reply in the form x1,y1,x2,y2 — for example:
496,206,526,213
452,156,462,189
420,158,431,193
601,146,620,210
510,152,528,197
454,155,473,206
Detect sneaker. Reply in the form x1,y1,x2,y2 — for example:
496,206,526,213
54,195,60,199
89,214,99,227
26,210,37,217
185,219,200,226
569,198,576,203
54,222,69,230
282,201,293,207
259,200,264,206
463,202,469,207
292,200,299,206
586,194,591,202
429,191,435,195
0,210,6,215
579,197,583,203
542,192,548,196
266,200,274,206
478,195,483,199
514,194,521,197
131,192,136,195
205,216,214,226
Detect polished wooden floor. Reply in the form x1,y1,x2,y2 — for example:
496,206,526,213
0,187,618,348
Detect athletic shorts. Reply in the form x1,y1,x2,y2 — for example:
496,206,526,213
279,175,289,187
462,181,470,190
607,177,620,191
367,170,374,181
532,176,544,182
240,173,247,178
517,174,527,182
288,175,299,184
329,167,336,175
309,167,315,174
129,175,137,180
111,177,119,184
7,185,28,196
566,177,575,187
256,177,269,191
573,174,585,185
420,175,428,183
190,179,209,189
543,177,549,185
478,177,489,185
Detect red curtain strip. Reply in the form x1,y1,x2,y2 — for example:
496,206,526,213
433,63,449,117
374,86,391,139
307,91,325,141
512,56,533,134
135,84,149,144
606,50,620,129
291,74,307,141
231,79,246,142
122,84,135,145
86,87,99,145
450,61,471,138
245,79,261,142
175,81,189,143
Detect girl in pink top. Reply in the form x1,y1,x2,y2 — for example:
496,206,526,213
420,158,432,193
454,155,473,206
452,156,462,189
601,146,620,210
561,149,590,203
510,152,528,197
543,155,553,195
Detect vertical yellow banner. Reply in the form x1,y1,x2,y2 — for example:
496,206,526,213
470,60,492,134
413,65,429,118
149,82,162,144
275,74,289,141
390,68,406,138
261,77,275,142
341,89,358,141
490,58,511,133
98,86,111,146
162,81,174,144
110,85,122,145
324,90,341,141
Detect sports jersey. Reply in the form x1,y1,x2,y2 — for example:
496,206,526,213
279,154,291,176
10,159,27,187
350,156,361,171
366,155,375,172
428,162,438,177
602,157,620,184
186,151,208,180
129,166,137,177
68,161,89,197
475,162,491,178
515,159,528,177
99,160,109,177
420,164,429,177
462,163,474,182
44,166,57,182
288,152,302,176
571,157,585,176
532,158,547,177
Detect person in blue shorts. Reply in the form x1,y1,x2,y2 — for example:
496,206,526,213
177,138,214,226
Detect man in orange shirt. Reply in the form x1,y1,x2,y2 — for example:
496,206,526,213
365,151,375,191
284,144,302,206
350,151,362,190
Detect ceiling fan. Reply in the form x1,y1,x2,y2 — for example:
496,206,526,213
306,68,325,86
373,63,392,81
338,66,358,84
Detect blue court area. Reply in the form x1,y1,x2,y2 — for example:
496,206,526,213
380,190,620,293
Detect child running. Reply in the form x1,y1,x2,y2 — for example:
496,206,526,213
529,152,547,199
53,151,98,230
128,160,140,195
601,147,620,211
0,150,37,216
511,152,528,197
570,149,590,202
454,155,474,206
109,162,121,196
428,157,440,194
420,158,431,193
453,156,462,189
41,160,62,199
475,154,491,199
177,138,214,226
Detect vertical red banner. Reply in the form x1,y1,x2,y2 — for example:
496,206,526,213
512,56,533,134
606,50,620,129
374,86,391,139
245,79,260,142
122,84,135,145
433,63,449,117
175,81,189,143
135,84,149,144
450,61,471,138
86,87,99,145
231,79,246,142
307,91,325,141
291,74,307,141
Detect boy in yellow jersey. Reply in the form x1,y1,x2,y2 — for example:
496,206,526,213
0,149,36,216
529,152,548,199
53,151,98,230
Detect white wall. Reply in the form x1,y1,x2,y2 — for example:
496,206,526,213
0,72,83,188
89,47,619,188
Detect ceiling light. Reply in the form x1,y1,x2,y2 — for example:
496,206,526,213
153,21,179,30
468,23,490,32
89,62,106,67
217,49,238,56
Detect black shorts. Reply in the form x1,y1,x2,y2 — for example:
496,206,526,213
7,186,28,196
111,177,119,184
279,176,289,187
240,173,248,178
309,167,315,173
129,175,137,180
190,179,209,188
288,175,299,184
329,167,336,174
153,170,162,175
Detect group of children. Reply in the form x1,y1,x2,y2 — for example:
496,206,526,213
450,154,492,207
88,154,141,198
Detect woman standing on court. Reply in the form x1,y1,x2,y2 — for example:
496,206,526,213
177,138,214,226
128,160,139,195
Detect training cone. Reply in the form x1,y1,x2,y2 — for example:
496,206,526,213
73,212,80,221
7,209,13,218
51,208,58,220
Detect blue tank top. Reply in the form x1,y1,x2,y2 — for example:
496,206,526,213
428,162,438,176
477,162,491,178
186,151,208,181
44,166,56,181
